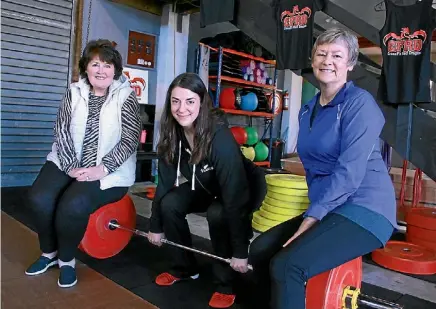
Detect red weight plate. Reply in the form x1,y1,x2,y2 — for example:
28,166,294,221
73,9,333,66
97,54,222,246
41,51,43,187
407,225,436,243
80,194,136,259
372,240,436,275
406,235,436,252
405,207,436,230
306,257,362,309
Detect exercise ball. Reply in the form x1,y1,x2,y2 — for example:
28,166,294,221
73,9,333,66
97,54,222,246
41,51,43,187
219,88,236,109
254,142,269,161
240,92,258,111
230,126,247,145
245,127,258,146
241,146,255,161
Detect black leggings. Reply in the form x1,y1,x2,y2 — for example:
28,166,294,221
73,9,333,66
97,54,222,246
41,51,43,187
28,161,128,262
160,171,266,294
248,213,383,309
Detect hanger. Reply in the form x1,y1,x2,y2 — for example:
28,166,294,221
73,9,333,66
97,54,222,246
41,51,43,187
374,0,434,11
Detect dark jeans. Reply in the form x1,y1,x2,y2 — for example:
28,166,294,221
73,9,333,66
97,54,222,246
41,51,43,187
27,161,128,262
248,213,383,309
160,173,266,295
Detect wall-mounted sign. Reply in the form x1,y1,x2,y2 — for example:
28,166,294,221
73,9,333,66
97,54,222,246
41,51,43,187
123,68,149,104
127,30,156,69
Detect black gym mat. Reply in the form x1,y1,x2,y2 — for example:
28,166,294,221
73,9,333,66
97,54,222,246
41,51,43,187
2,187,435,309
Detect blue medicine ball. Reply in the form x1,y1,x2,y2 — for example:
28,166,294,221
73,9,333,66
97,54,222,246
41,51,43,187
240,92,258,111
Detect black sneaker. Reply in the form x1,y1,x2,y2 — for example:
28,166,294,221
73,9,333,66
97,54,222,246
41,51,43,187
25,256,58,276
58,265,77,288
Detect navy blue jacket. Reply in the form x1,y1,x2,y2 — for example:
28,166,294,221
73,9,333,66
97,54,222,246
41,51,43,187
297,81,398,229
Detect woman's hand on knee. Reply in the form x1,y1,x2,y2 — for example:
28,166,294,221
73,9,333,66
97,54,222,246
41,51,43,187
75,165,108,182
68,168,83,178
148,232,164,247
230,257,249,273
283,217,318,247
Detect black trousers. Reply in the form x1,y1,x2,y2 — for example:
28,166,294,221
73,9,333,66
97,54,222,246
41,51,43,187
248,213,383,309
27,161,128,262
160,174,266,294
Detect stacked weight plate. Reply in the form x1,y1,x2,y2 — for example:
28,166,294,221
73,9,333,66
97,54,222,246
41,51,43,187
405,207,436,252
252,174,309,232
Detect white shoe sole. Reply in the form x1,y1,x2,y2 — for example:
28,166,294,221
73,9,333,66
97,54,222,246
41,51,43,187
58,278,78,288
25,260,58,276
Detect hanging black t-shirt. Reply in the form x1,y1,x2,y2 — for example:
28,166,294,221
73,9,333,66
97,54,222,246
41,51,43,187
378,0,434,104
200,0,235,28
272,0,324,70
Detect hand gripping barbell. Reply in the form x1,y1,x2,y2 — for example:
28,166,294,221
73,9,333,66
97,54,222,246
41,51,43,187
107,220,253,271
79,195,404,309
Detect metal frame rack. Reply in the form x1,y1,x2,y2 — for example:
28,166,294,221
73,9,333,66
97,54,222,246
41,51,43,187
196,43,282,166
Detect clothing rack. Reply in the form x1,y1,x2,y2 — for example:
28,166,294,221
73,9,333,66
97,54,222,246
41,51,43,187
374,0,435,11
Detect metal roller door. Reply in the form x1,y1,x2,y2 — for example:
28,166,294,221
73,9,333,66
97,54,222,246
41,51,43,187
1,0,75,187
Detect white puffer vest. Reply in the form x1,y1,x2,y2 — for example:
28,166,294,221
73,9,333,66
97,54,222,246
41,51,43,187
47,75,137,190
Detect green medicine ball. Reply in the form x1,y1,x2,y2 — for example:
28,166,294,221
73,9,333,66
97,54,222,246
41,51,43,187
245,127,258,145
254,142,269,161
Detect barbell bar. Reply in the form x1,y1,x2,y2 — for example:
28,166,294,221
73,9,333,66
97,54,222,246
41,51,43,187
107,220,253,271
79,195,404,309
106,220,401,309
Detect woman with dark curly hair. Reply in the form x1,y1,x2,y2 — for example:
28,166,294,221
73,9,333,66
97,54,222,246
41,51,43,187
25,39,141,288
147,72,267,308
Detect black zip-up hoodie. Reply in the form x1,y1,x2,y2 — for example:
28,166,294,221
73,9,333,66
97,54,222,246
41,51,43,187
149,114,260,259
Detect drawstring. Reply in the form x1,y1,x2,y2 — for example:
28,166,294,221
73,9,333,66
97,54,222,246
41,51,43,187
191,164,196,191
175,140,196,190
336,104,342,119
175,140,181,187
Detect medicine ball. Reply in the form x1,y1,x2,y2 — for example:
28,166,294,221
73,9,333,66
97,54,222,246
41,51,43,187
230,126,248,145
241,146,255,161
254,142,269,161
240,92,259,111
219,87,237,109
245,127,258,146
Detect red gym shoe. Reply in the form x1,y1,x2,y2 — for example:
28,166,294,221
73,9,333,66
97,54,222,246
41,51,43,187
208,292,236,308
155,272,199,286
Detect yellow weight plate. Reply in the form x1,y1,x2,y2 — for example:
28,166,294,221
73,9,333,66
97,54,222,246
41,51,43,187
266,174,308,189
267,191,310,203
264,196,308,210
258,208,293,222
267,184,308,197
267,185,308,196
252,219,270,232
253,211,280,228
261,202,306,216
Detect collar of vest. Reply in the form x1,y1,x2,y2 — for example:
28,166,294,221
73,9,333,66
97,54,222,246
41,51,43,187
75,73,131,100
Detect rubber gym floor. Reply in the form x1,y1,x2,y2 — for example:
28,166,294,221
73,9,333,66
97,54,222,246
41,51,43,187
2,186,436,309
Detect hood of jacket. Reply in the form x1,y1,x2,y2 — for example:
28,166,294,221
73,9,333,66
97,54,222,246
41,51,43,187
174,108,229,191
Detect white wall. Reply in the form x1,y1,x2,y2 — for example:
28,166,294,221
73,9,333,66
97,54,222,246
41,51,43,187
81,0,161,104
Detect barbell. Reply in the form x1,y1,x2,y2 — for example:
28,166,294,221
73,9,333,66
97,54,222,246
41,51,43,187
79,195,403,309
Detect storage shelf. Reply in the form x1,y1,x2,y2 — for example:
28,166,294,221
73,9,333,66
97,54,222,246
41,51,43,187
197,41,281,167
200,42,276,65
221,108,276,119
254,161,270,167
209,75,276,91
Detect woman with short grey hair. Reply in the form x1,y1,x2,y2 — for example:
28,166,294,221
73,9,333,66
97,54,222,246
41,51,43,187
248,28,397,309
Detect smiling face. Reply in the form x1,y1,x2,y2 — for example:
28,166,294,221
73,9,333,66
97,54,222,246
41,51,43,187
312,40,353,88
170,86,201,130
86,56,115,95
